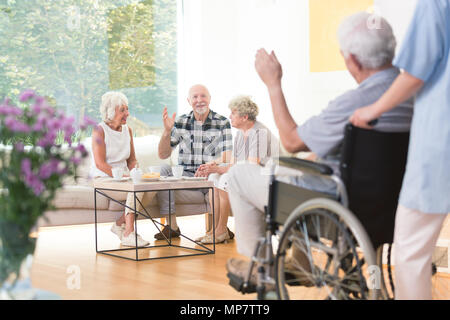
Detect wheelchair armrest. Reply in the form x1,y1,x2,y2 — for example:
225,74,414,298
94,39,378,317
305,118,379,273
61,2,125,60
278,157,334,176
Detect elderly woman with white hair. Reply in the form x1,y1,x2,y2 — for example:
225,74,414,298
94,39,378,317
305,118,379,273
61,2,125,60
90,91,154,247
195,95,278,244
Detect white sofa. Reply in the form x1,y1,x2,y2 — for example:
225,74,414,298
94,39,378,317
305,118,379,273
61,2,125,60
37,135,212,228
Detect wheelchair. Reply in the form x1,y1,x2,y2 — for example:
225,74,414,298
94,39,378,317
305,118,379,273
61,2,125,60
228,124,411,300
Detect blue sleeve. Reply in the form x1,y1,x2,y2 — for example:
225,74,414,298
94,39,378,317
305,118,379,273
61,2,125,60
393,0,445,82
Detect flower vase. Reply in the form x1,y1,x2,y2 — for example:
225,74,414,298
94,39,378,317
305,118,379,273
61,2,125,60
0,221,59,300
0,220,37,299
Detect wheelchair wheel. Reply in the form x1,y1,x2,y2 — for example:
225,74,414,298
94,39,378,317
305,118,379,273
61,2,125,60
275,198,379,300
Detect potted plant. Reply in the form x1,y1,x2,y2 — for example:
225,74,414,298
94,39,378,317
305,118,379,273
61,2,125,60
0,89,96,299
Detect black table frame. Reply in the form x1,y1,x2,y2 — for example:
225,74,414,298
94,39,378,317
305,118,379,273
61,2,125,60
94,185,215,261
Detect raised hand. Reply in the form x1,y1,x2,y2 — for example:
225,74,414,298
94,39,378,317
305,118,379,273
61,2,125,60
255,49,283,88
162,106,176,133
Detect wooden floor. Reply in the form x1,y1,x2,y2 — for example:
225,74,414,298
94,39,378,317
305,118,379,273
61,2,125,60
31,216,254,300
30,215,450,300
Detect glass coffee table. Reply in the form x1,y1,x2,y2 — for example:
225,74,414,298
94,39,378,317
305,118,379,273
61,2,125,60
93,177,215,261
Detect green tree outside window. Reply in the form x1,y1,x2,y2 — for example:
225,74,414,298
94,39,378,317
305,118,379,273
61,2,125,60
0,0,177,137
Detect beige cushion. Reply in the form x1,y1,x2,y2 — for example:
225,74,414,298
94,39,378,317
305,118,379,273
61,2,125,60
174,190,209,204
107,189,209,212
77,135,179,180
133,135,174,170
108,199,126,211
52,185,108,210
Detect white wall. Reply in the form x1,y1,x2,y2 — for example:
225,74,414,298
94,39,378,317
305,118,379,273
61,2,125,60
178,0,419,137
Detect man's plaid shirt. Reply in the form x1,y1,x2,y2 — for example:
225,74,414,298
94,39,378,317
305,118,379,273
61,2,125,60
170,110,233,173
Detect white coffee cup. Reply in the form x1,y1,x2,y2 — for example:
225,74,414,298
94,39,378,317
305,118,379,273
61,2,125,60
130,167,142,184
111,167,124,180
172,165,184,179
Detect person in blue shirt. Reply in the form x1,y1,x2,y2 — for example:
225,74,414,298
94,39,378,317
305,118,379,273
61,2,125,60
350,0,450,300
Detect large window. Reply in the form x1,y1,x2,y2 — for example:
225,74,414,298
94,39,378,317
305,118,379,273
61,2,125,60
0,0,177,136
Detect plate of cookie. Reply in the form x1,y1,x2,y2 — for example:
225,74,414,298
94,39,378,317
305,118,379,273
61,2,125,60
141,172,160,182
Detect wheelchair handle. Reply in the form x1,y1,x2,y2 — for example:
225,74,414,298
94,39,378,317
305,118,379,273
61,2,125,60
278,157,334,176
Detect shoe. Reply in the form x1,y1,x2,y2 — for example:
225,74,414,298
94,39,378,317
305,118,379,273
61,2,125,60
154,225,181,240
196,227,235,244
111,222,125,239
195,234,208,242
226,258,257,285
121,232,150,247
201,231,232,244
227,227,235,239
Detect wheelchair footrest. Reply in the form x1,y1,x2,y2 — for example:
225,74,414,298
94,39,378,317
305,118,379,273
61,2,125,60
227,272,257,294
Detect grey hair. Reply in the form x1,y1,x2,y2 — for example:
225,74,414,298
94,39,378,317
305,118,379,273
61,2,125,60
338,11,396,69
228,95,259,121
100,91,128,122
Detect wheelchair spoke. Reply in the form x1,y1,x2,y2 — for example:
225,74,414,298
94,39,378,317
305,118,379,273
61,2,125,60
276,205,375,300
300,217,316,275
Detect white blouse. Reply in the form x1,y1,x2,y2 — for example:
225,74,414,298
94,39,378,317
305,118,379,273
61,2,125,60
90,122,131,177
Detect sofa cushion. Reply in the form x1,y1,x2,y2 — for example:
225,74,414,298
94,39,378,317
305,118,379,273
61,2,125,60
133,135,175,170
75,135,178,181
52,185,109,210
108,199,126,211
174,190,209,204
107,189,209,212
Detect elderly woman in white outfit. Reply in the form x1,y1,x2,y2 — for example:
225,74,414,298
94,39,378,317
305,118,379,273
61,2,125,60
195,95,277,244
90,91,154,247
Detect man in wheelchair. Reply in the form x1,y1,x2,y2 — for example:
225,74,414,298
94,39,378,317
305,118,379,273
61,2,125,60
225,12,413,299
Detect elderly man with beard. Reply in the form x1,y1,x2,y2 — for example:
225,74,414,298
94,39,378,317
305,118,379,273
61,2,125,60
155,84,233,240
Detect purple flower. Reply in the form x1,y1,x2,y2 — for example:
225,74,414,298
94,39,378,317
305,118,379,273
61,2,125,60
27,175,45,196
46,118,61,131
75,144,87,155
32,120,44,132
21,158,32,177
14,142,24,152
37,131,57,148
0,104,24,117
80,116,97,130
21,158,46,196
38,158,60,179
4,116,30,133
30,96,50,115
31,103,42,114
70,156,82,165
32,113,50,132
19,89,36,102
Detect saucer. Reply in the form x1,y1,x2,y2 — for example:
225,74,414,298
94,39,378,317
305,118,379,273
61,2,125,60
112,177,130,182
160,177,182,181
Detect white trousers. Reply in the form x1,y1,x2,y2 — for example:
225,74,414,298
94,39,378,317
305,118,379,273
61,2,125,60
227,164,270,257
208,172,230,191
394,204,448,300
